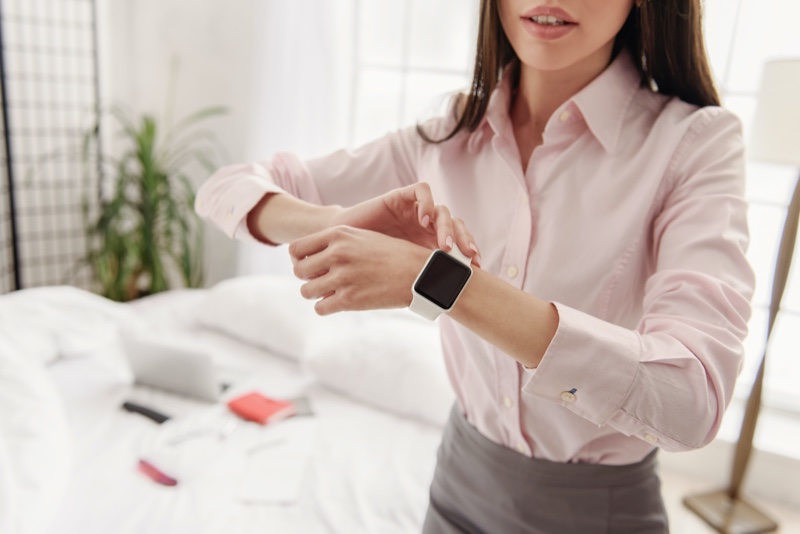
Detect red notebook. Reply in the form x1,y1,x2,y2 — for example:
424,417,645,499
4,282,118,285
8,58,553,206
227,392,295,425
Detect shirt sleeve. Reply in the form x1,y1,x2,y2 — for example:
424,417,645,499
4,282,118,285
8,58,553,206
521,108,756,452
194,123,429,242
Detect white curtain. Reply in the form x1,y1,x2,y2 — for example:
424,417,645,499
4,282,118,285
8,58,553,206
235,0,356,277
235,0,479,277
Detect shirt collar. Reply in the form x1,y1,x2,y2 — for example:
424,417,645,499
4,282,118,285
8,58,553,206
569,50,642,154
476,50,643,155
483,65,515,138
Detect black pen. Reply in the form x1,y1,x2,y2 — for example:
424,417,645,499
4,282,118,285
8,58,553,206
121,401,171,424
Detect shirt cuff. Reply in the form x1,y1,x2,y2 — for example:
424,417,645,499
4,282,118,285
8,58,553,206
196,172,288,243
521,302,641,426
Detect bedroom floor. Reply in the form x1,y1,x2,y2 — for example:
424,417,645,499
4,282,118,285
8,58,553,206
660,468,800,533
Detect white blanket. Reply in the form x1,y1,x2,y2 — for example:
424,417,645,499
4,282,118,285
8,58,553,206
0,322,73,534
0,286,138,534
0,286,134,366
1,285,446,534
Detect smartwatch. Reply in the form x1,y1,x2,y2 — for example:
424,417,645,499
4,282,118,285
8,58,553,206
409,247,473,320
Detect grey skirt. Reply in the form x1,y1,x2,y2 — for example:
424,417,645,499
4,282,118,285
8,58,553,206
422,406,669,534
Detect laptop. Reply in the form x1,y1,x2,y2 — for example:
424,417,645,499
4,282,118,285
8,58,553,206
121,331,225,403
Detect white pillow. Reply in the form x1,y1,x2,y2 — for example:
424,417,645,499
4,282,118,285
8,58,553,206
305,315,455,427
195,275,356,360
0,340,72,534
0,286,132,365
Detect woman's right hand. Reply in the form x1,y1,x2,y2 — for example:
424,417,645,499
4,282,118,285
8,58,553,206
329,183,481,266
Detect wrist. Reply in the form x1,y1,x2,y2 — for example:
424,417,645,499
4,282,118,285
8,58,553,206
322,204,346,231
408,247,473,318
247,193,278,244
403,245,434,307
248,194,344,244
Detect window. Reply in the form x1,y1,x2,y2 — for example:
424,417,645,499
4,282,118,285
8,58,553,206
705,0,800,414
350,0,479,147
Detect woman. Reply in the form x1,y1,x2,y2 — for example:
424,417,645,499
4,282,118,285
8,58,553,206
196,0,754,531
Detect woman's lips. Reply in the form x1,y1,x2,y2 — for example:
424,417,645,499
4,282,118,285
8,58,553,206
521,6,577,23
521,16,577,40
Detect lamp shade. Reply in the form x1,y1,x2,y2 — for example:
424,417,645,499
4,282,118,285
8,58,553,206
749,59,800,167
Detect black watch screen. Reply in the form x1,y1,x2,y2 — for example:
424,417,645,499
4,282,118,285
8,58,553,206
414,250,472,310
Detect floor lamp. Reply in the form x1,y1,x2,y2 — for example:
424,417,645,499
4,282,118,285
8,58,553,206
683,59,800,534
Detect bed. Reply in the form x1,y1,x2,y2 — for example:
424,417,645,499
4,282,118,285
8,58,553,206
0,276,454,534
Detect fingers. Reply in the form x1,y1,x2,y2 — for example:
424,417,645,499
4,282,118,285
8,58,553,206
291,226,421,315
292,248,330,281
290,227,349,312
299,272,337,302
433,205,455,250
453,218,481,267
300,272,346,316
312,292,344,316
413,183,435,228
430,206,480,265
395,182,434,228
288,225,351,263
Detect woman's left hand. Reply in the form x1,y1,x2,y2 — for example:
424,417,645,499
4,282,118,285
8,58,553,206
288,225,431,315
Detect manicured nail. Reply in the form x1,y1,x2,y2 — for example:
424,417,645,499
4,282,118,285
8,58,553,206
469,243,478,254
475,254,482,266
445,235,453,249
421,215,430,228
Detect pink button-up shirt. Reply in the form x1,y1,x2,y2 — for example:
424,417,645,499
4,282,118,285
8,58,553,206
196,52,754,465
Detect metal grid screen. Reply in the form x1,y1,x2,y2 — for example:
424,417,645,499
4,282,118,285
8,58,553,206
0,77,13,294
0,0,101,292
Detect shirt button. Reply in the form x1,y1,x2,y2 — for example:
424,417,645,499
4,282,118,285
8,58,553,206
506,265,518,279
559,110,571,122
516,442,526,454
503,396,513,408
560,391,576,403
644,434,659,443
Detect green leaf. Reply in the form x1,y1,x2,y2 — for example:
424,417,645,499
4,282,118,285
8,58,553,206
72,98,226,300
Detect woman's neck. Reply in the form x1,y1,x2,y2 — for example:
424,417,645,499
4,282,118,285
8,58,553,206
509,45,616,172
511,46,615,134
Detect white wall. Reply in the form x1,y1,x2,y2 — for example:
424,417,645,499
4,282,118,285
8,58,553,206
230,1,355,278
99,0,256,285
98,0,356,285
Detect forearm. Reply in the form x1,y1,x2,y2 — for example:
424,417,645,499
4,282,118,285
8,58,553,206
288,221,556,365
449,268,559,368
246,193,343,245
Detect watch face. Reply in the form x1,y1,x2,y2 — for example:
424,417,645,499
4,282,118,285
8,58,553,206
414,250,472,310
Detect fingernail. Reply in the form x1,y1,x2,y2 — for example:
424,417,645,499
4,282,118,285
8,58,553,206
445,235,453,249
469,243,478,254
421,215,430,228
475,254,482,266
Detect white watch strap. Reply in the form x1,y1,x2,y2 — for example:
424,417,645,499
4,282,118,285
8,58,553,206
445,247,471,267
409,294,446,320
409,248,472,320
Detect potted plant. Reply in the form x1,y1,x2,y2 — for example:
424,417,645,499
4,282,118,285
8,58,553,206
80,104,227,301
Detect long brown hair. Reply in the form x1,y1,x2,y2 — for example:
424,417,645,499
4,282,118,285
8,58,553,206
419,0,720,143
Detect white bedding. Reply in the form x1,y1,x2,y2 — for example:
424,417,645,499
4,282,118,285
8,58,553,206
1,286,447,534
